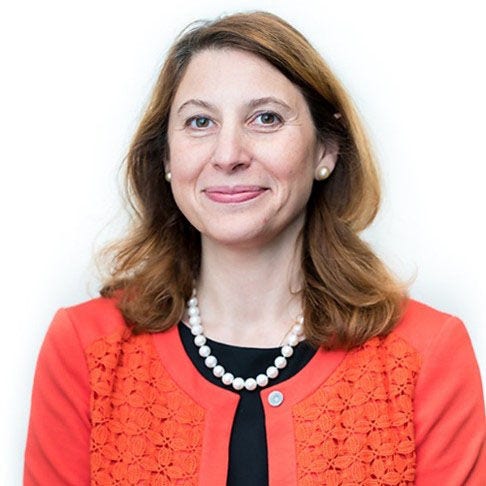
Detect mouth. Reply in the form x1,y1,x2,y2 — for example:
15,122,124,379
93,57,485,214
203,185,268,204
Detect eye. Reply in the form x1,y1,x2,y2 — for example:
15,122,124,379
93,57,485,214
187,116,213,129
253,112,283,126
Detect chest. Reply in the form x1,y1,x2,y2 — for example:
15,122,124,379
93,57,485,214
86,331,420,485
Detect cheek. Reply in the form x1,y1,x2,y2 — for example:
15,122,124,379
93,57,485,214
169,139,207,181
275,127,315,163
266,140,315,182
170,181,204,232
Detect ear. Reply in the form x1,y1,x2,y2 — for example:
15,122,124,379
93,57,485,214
314,139,339,174
163,158,171,174
163,145,171,173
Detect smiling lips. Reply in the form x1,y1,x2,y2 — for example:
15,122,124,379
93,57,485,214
204,185,267,203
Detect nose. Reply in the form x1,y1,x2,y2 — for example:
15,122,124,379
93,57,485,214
211,123,251,173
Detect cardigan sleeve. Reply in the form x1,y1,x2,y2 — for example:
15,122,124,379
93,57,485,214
24,308,91,485
413,316,486,485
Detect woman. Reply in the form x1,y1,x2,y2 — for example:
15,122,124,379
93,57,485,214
24,11,485,485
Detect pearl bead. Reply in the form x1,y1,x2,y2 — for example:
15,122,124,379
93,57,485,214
213,365,225,377
204,355,217,368
281,345,293,357
256,374,269,387
288,334,299,346
194,334,206,346
245,378,257,391
232,377,245,390
188,306,199,317
292,324,304,335
191,324,203,336
188,297,198,306
275,356,287,369
222,372,234,385
189,315,201,326
199,345,211,358
316,166,330,180
266,366,279,379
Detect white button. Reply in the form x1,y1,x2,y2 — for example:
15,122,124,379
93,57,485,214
268,390,284,407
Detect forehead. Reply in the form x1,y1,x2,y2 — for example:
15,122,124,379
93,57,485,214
171,48,306,107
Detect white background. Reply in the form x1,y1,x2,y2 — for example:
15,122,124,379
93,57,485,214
1,1,485,483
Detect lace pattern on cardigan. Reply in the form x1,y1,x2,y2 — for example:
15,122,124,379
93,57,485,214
86,329,205,485
293,334,420,485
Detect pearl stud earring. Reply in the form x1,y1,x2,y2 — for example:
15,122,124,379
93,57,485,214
315,165,331,181
165,171,172,182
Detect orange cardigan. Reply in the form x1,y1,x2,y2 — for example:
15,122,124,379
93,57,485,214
24,297,485,485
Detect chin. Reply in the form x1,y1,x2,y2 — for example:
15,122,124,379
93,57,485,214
201,224,274,249
198,209,305,250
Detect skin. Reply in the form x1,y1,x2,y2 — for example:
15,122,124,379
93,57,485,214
167,48,338,346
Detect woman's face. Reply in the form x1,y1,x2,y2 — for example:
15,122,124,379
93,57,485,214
167,48,334,249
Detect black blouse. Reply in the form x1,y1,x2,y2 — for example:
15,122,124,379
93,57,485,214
178,322,317,485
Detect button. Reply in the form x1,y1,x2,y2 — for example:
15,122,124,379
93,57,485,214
268,390,284,407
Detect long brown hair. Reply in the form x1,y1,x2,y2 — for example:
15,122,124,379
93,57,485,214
99,11,408,349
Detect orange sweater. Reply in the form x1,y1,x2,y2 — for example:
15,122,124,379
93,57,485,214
24,297,485,485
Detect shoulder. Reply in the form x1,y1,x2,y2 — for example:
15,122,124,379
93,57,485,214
386,298,483,412
389,302,485,481
50,296,129,351
390,297,470,359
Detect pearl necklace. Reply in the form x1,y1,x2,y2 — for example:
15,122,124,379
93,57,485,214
186,290,305,391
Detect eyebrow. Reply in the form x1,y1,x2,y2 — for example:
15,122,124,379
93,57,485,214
177,98,215,114
176,96,293,114
247,97,292,111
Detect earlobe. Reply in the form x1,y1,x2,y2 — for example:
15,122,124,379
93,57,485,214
314,140,339,181
164,161,172,183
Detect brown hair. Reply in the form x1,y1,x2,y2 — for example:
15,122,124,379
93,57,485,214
99,11,408,349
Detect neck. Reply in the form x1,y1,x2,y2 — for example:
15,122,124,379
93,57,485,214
195,228,304,348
